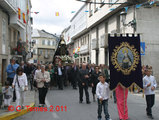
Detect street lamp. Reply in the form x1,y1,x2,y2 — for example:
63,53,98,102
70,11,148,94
120,11,127,26
120,10,136,30
31,40,36,47
29,40,36,58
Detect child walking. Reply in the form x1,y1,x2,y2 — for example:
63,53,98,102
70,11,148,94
143,68,157,119
96,73,111,120
2,81,13,109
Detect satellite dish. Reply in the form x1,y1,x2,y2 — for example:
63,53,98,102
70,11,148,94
127,0,148,4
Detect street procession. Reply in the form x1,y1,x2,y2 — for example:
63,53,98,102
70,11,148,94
0,0,159,120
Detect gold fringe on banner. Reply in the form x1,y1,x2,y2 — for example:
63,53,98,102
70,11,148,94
111,82,144,98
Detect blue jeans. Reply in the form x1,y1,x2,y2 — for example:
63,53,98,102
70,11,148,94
97,99,110,119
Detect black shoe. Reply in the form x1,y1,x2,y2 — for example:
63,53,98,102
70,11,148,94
86,101,91,104
148,115,154,119
79,101,83,103
12,100,16,102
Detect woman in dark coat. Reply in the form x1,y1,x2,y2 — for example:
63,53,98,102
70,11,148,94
91,66,101,102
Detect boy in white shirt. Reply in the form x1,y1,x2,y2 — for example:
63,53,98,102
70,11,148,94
143,68,157,119
96,73,110,120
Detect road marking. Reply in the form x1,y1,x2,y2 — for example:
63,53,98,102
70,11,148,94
45,97,60,119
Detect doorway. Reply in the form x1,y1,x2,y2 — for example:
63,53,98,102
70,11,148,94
2,59,7,85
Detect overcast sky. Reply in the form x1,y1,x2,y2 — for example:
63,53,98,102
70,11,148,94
31,0,84,35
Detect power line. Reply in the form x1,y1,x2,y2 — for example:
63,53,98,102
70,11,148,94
76,0,128,5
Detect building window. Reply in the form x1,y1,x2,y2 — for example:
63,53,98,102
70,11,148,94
42,40,45,45
52,41,54,46
84,36,87,45
33,49,36,55
45,50,48,57
89,1,93,17
14,31,16,45
94,0,96,11
116,15,120,33
80,58,82,64
87,57,90,63
50,50,54,55
39,50,43,55
48,40,50,46
84,57,86,62
2,19,6,54
94,0,98,13
81,38,84,45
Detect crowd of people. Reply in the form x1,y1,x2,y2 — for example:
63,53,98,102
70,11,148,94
1,57,157,120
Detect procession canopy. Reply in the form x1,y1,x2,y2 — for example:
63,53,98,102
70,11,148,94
108,34,143,90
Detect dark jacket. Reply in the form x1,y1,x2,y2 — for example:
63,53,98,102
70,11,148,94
54,66,65,77
70,66,79,80
78,69,89,86
91,71,101,85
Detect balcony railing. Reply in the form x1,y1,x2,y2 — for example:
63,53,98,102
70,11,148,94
92,38,99,50
6,0,18,9
99,34,108,48
0,0,17,13
79,45,89,54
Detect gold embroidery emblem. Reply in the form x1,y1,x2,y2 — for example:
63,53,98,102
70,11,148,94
111,42,140,75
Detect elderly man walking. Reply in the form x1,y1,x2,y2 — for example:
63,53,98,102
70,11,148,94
78,63,91,104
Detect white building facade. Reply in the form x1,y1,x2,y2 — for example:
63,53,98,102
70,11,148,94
31,29,58,64
0,0,32,85
69,4,90,64
63,0,159,83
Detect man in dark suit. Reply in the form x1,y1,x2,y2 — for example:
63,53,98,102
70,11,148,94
55,63,65,90
70,63,79,89
78,63,91,104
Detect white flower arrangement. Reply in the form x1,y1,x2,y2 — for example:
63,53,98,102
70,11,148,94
59,55,72,62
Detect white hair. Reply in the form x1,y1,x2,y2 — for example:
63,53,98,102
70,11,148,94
41,65,45,69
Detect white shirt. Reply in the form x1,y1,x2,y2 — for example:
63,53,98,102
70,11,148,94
13,73,28,90
58,67,62,76
34,69,41,80
96,82,110,100
143,75,157,95
2,86,14,97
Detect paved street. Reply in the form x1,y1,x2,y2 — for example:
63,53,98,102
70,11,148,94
13,87,159,120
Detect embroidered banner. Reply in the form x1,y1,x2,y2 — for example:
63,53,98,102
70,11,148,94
108,34,143,90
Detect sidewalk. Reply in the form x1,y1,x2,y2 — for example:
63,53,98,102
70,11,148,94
0,90,35,120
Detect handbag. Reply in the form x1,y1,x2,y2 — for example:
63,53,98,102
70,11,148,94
33,80,37,88
4,94,12,99
44,82,50,88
